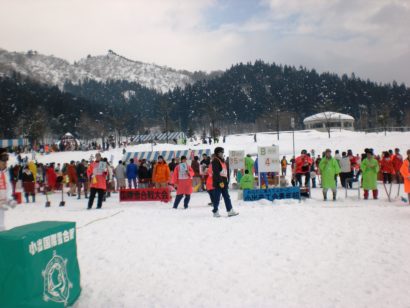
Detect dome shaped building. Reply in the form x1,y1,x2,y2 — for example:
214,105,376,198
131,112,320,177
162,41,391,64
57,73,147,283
303,112,354,131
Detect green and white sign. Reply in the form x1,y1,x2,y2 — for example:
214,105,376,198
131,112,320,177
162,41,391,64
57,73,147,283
0,221,81,307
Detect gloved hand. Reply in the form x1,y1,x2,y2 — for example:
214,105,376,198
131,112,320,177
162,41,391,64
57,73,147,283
219,182,225,189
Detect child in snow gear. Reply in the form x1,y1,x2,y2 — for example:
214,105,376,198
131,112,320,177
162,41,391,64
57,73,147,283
212,147,238,217
172,156,194,209
360,149,379,200
240,169,255,190
319,149,341,201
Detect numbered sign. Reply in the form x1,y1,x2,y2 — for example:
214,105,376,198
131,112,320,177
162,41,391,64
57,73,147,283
229,150,245,169
257,146,280,173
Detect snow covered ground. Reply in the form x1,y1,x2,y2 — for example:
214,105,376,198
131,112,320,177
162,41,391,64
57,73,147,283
4,130,410,308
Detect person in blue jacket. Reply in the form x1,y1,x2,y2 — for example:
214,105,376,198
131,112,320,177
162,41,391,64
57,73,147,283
126,158,138,188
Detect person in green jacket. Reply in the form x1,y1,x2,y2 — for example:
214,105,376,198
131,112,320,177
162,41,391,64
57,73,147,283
244,154,254,175
319,149,341,201
360,148,379,199
240,170,255,190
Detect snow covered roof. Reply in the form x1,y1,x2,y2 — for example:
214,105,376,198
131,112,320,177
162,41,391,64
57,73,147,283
131,132,186,142
303,112,354,123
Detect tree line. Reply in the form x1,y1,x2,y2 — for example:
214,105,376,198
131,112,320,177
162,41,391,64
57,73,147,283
1,60,409,143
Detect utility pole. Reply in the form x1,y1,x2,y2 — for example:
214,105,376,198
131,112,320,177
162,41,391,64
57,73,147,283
291,117,295,158
165,110,169,144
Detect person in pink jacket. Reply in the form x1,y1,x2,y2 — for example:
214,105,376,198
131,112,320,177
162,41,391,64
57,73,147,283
172,156,194,209
86,153,108,209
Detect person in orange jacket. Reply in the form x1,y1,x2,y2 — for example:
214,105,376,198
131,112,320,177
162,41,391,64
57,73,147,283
380,151,395,184
400,149,410,205
86,153,107,209
172,156,194,209
152,156,170,188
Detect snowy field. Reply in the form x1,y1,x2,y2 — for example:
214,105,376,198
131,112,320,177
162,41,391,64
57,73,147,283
4,130,410,308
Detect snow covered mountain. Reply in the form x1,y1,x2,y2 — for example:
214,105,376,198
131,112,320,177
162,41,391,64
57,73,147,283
0,48,193,92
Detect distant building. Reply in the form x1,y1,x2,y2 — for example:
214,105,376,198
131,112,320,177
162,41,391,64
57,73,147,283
303,112,354,131
131,132,187,144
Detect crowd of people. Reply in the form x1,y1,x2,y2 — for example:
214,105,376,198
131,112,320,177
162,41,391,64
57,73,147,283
281,147,409,202
1,144,410,230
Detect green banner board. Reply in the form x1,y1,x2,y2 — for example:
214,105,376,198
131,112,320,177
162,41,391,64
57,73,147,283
0,221,81,307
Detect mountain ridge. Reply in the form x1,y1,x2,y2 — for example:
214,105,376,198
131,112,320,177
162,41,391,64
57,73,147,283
0,48,195,92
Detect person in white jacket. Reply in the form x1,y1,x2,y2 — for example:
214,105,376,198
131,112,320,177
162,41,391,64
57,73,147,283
339,151,352,188
0,148,17,231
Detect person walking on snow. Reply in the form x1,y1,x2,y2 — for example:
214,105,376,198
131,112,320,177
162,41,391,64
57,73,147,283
360,149,379,200
319,149,341,201
400,149,410,205
0,148,17,231
172,156,194,209
212,147,239,218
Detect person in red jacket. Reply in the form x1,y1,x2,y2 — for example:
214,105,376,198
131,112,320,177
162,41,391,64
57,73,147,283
380,151,395,184
294,149,313,187
46,163,57,192
206,154,215,206
87,153,107,209
392,148,403,183
67,160,78,197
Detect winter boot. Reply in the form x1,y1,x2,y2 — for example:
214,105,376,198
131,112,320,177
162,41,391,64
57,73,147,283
323,192,327,201
32,195,35,202
372,189,378,200
213,211,221,218
364,190,369,200
332,191,336,201
228,209,239,217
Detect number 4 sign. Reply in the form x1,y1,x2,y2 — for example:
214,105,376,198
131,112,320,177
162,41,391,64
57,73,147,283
257,146,280,173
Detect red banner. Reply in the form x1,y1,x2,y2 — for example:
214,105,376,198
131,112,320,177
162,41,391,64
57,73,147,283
119,188,172,202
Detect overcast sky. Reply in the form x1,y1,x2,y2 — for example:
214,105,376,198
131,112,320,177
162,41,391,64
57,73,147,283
0,0,409,85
